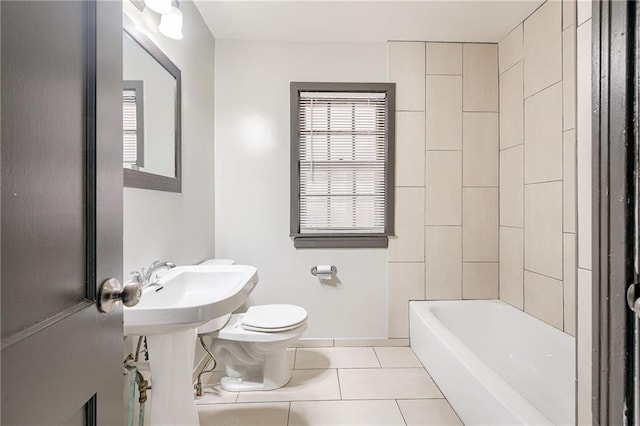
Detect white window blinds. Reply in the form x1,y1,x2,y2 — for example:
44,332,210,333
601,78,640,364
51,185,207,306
123,88,139,167
297,91,388,234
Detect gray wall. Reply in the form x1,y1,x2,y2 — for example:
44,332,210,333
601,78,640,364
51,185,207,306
214,40,389,339
122,0,215,275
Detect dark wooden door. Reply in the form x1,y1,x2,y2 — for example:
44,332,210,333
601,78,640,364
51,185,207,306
1,1,124,424
593,0,640,424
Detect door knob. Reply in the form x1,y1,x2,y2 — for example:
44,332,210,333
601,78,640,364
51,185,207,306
98,278,142,313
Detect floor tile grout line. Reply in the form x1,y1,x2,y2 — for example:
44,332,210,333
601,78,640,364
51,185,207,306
372,346,383,368
395,399,409,426
198,396,450,406
197,347,459,417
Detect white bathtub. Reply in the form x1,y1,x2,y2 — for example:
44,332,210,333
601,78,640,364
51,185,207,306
410,300,575,426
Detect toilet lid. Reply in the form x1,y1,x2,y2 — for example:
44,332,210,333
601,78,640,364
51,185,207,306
241,304,308,331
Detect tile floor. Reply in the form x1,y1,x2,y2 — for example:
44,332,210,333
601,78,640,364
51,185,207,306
196,346,463,426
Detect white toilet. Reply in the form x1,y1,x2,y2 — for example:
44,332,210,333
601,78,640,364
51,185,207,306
198,259,308,392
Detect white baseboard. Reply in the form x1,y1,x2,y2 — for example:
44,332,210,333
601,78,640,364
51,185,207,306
295,338,410,348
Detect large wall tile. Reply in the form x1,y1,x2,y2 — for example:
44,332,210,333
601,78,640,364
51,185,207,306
425,75,462,150
498,24,523,74
564,130,576,233
426,151,462,226
395,112,426,187
577,21,592,270
426,42,462,75
463,262,499,299
524,82,563,184
525,181,563,279
563,0,576,30
524,0,562,97
524,270,564,329
388,42,425,111
563,26,576,131
463,113,499,187
499,62,524,149
463,44,498,112
577,0,592,26
564,233,576,336
388,263,425,338
500,227,524,309
425,226,462,300
463,188,498,262
500,145,524,227
577,268,592,424
388,187,425,262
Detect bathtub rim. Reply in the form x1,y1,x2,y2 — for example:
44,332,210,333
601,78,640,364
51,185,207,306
410,299,566,425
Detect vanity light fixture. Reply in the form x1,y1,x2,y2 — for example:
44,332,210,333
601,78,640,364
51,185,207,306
158,0,183,40
143,0,171,14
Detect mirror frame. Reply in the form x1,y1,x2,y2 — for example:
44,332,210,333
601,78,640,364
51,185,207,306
123,16,182,193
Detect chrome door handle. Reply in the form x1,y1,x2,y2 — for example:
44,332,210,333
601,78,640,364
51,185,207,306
98,278,141,313
628,283,640,314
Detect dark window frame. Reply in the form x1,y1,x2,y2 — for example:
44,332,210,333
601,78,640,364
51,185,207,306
289,82,396,249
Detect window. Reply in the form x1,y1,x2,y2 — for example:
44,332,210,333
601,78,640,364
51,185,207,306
290,82,396,248
123,80,145,169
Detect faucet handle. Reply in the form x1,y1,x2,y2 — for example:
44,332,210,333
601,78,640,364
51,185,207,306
130,270,143,284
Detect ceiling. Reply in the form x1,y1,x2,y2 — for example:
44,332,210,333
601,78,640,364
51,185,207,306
193,0,544,43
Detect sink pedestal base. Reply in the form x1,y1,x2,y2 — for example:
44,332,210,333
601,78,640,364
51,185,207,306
147,329,199,426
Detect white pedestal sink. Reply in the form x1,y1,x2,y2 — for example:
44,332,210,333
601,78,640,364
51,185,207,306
124,265,259,426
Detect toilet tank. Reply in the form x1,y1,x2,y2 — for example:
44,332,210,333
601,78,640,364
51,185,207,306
200,258,235,265
198,258,254,320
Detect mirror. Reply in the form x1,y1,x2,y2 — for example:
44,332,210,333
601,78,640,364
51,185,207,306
123,17,181,192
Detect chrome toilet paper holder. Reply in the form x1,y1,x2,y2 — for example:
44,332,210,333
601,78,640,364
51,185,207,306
310,265,338,276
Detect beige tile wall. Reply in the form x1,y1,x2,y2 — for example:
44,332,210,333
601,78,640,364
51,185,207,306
387,42,426,338
389,4,577,339
576,0,592,422
388,41,499,337
498,0,577,337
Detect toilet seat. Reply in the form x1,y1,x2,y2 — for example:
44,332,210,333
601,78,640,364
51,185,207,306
241,304,308,332
217,308,308,343
242,323,304,333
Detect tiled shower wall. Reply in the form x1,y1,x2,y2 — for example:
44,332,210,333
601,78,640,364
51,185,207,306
386,0,578,339
387,41,499,338
575,0,592,422
497,0,577,335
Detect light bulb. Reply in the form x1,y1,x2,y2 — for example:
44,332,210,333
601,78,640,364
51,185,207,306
158,6,183,40
144,0,171,14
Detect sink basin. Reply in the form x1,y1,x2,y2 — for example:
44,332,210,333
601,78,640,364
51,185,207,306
123,264,258,336
123,263,259,426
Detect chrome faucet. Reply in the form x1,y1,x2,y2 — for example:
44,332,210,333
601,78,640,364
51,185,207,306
131,260,176,289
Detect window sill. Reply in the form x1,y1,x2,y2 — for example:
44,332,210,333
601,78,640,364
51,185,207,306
292,235,389,249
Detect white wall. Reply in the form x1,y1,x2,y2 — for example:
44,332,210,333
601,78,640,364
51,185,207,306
123,0,215,276
214,40,388,338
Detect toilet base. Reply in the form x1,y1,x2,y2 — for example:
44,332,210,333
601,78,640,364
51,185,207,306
219,349,292,392
221,370,292,392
